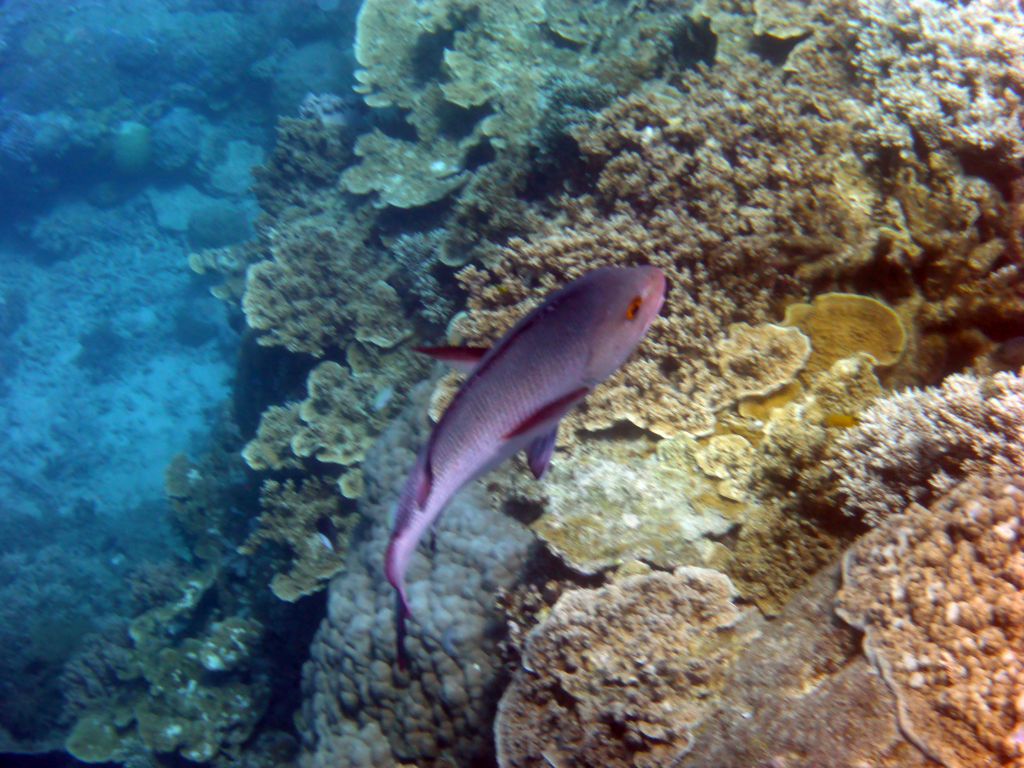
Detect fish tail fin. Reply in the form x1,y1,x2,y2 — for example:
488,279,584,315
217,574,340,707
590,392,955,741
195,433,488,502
395,591,411,671
386,450,432,672
386,530,416,671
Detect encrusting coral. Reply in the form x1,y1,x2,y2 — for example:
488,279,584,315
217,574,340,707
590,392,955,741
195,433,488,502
495,567,753,767
837,471,1024,768
520,446,734,575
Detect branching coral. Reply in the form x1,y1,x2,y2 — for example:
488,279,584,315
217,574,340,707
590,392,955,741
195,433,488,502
837,471,1024,767
243,209,414,358
843,0,1024,161
830,367,1024,525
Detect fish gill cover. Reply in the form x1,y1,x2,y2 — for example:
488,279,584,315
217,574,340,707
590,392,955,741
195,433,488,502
0,0,1022,767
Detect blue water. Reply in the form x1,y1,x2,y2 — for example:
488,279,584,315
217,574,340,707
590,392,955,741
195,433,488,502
0,2,360,764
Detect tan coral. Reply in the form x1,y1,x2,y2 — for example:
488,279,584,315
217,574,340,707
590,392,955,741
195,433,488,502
242,209,412,357
718,322,811,400
291,352,428,469
523,446,734,575
353,280,412,349
837,472,1024,768
829,367,1024,525
695,433,756,502
495,567,754,767
348,0,690,207
453,53,883,439
241,404,304,472
783,292,906,381
239,477,358,602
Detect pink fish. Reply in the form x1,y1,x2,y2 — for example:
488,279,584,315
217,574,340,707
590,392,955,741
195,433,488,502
385,265,667,668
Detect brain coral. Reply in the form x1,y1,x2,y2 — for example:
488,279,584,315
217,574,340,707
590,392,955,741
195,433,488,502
495,567,752,767
837,471,1024,767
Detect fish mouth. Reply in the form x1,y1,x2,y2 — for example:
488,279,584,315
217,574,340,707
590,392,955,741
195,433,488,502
645,266,668,315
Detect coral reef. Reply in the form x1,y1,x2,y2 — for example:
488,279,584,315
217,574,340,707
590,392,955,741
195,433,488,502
242,209,405,357
452,53,874,438
677,565,933,768
783,292,907,382
240,477,359,602
837,472,1024,767
507,445,734,575
495,567,752,767
284,355,428,472
63,565,271,765
830,367,1024,525
844,0,1024,161
346,0,697,207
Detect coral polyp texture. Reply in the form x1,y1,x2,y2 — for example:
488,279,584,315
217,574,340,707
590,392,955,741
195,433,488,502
844,0,1024,161
837,472,1024,768
495,567,752,767
830,368,1024,525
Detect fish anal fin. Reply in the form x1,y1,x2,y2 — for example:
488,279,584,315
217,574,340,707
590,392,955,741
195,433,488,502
505,387,589,440
525,427,558,479
415,345,489,374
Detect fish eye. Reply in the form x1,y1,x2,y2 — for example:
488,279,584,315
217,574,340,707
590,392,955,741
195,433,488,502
625,296,643,320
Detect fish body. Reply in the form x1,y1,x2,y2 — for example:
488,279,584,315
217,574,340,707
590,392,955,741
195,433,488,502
385,265,666,667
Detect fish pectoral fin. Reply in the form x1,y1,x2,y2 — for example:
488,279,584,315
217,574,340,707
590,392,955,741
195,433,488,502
525,426,558,480
414,345,489,374
505,386,590,440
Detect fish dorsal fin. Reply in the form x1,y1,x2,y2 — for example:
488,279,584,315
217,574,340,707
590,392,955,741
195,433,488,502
525,427,558,480
504,387,590,440
415,345,489,374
